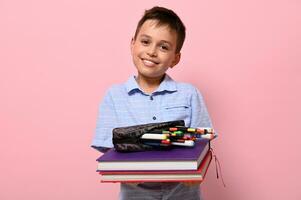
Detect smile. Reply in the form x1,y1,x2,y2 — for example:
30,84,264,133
141,58,159,67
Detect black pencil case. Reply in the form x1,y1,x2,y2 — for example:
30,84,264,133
112,120,185,152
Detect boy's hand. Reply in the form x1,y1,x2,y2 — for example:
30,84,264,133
182,181,201,186
126,182,143,186
126,182,200,187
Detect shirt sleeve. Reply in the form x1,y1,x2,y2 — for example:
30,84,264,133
91,88,118,152
190,87,214,130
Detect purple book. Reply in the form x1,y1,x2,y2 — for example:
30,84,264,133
97,139,210,171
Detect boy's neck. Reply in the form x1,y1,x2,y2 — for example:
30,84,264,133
135,74,165,94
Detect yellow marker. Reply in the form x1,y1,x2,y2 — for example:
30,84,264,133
187,128,196,132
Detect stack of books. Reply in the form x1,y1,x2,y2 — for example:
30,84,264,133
96,139,212,183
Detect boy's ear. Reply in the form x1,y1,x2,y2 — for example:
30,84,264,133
170,53,181,68
130,37,135,52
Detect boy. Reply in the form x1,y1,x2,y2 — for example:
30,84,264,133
92,6,213,200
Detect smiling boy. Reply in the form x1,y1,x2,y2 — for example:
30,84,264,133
92,6,213,200
131,19,181,94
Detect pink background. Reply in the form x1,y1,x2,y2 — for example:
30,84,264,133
1,0,300,199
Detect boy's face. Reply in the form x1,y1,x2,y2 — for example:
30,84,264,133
131,20,181,80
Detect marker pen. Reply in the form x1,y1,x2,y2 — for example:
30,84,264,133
141,133,169,140
172,140,194,147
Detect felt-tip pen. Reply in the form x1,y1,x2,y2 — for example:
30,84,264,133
143,142,170,147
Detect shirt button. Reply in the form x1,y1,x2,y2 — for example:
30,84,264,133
153,116,156,120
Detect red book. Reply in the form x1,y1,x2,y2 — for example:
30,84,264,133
99,150,212,183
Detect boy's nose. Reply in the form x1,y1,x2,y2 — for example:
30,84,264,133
147,45,157,57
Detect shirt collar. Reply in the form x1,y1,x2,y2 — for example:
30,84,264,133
125,74,177,94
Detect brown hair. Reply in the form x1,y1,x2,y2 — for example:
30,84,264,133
133,6,186,53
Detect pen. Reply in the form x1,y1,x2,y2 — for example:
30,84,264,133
143,142,171,147
170,127,214,134
146,130,171,134
141,133,169,140
172,140,194,147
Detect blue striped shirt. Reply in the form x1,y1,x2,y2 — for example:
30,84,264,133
92,74,213,200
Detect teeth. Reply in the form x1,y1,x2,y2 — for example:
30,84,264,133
143,59,157,67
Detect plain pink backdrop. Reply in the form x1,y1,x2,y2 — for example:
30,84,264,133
0,0,300,200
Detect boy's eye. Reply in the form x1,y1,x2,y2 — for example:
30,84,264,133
160,44,169,51
141,39,150,45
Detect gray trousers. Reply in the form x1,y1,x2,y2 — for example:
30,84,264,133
119,182,202,200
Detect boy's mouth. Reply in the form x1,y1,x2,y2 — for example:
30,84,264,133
141,58,159,67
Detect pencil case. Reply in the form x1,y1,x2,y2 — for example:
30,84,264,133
112,120,185,152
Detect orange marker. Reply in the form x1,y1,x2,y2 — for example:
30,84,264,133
169,127,178,131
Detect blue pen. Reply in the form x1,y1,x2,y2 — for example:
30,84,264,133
143,142,170,147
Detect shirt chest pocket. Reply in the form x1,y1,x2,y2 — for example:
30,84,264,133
162,103,191,122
